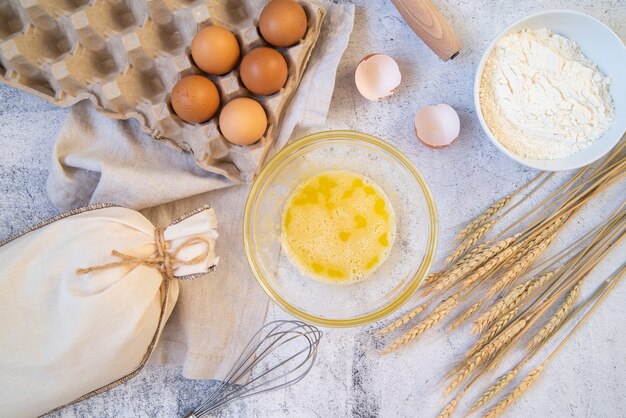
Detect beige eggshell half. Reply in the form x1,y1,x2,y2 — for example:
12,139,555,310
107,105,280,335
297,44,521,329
414,104,460,148
354,54,401,101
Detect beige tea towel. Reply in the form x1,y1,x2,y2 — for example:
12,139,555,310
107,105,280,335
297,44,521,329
46,1,355,380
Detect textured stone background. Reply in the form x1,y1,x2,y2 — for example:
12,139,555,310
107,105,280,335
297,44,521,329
1,0,625,417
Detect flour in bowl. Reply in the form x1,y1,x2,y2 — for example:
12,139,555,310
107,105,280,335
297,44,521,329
480,29,614,160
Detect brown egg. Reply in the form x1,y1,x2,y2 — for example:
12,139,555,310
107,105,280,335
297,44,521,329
191,26,240,75
171,75,220,124
258,0,307,47
240,47,288,95
219,97,267,145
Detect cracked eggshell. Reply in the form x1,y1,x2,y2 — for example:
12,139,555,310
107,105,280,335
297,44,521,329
414,104,460,148
354,54,401,101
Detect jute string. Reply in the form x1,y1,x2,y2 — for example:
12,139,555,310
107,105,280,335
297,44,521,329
76,228,212,279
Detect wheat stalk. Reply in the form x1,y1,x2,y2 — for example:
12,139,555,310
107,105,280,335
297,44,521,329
448,300,482,331
455,195,511,242
384,293,459,353
379,150,625,414
534,160,626,232
528,281,581,351
445,222,494,266
457,173,548,244
475,261,626,417
468,364,522,413
473,262,625,416
447,318,527,393
487,231,612,371
483,366,544,418
497,146,623,246
379,302,429,335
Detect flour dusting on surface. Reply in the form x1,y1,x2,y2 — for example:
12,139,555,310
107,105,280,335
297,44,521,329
480,29,615,160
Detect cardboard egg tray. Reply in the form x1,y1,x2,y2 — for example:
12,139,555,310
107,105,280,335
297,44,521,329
0,0,325,181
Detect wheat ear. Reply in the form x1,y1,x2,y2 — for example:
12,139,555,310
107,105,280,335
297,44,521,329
461,243,520,290
471,270,554,335
448,300,482,331
473,283,525,334
436,396,460,418
422,242,490,297
528,281,581,351
524,270,556,295
430,242,499,295
483,366,544,418
435,236,518,295
502,216,564,269
468,364,522,414
384,294,459,353
379,302,429,335
444,243,490,273
467,308,519,359
447,318,527,393
446,222,493,265
485,236,553,298
455,195,511,242
422,271,443,286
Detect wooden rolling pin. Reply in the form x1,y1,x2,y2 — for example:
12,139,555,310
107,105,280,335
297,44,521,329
391,0,462,61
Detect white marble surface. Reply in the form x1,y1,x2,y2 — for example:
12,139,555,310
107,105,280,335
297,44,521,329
1,0,625,417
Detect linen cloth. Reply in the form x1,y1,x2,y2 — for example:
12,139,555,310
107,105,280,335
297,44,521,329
0,206,218,417
45,2,355,380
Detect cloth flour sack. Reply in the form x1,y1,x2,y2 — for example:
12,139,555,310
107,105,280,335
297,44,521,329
0,205,218,417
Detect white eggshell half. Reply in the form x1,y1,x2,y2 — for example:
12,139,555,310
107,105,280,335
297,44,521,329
414,104,461,148
355,54,402,101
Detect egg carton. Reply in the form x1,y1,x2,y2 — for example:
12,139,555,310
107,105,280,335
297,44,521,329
0,0,324,181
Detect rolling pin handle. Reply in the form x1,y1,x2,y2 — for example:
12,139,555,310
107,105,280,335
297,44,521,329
390,0,462,61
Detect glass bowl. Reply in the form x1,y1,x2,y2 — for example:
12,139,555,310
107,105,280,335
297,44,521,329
243,131,437,327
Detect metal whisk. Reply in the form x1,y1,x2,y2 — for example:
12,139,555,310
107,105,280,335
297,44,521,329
184,320,323,417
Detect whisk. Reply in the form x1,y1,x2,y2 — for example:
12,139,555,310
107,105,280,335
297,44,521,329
184,320,323,417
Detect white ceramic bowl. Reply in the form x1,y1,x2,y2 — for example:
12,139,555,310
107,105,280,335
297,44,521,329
474,10,626,171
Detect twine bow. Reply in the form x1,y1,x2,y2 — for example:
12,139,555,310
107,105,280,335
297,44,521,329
76,228,212,279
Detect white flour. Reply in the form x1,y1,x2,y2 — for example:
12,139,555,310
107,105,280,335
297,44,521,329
480,29,614,159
